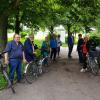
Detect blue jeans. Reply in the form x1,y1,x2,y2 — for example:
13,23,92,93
9,59,22,82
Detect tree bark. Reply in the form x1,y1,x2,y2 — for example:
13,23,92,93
0,15,8,52
67,24,71,36
15,7,20,34
0,0,20,51
50,25,54,34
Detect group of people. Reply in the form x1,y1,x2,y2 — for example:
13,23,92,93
4,33,62,84
77,34,92,72
67,33,97,73
3,32,94,85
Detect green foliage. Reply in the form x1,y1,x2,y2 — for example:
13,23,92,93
89,35,100,45
0,72,7,90
20,31,27,38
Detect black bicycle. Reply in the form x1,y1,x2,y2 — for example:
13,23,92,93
0,51,15,93
24,55,50,84
87,49,100,75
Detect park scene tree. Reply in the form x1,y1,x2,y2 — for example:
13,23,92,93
0,0,100,96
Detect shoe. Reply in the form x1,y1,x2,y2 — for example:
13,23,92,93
85,68,88,71
68,56,72,59
17,80,25,84
80,68,86,72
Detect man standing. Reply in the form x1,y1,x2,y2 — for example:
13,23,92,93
50,34,57,61
57,35,62,57
24,34,37,62
77,34,84,64
4,34,26,84
67,33,74,58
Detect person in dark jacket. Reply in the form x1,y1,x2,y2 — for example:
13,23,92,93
67,33,74,58
57,35,62,57
24,34,36,62
77,34,84,64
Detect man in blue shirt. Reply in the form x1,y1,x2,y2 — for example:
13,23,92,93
67,33,74,58
4,34,26,84
50,34,57,61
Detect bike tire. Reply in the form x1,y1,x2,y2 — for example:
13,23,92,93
87,57,92,72
91,59,100,76
24,62,38,84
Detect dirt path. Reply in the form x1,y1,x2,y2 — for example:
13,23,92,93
0,46,100,100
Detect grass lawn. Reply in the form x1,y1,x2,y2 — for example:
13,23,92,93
0,72,7,90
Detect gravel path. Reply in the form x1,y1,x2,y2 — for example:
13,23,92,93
0,46,100,100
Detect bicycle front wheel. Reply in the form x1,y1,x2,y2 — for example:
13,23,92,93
91,59,100,75
24,62,38,84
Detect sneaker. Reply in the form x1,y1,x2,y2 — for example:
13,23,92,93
17,80,25,84
85,68,88,71
80,68,86,72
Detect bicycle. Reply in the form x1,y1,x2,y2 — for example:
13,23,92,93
0,51,15,93
87,50,100,75
24,55,50,84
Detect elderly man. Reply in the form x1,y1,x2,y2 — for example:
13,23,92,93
24,34,38,62
4,34,26,84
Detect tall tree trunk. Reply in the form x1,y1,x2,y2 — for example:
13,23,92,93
15,7,20,34
0,15,8,52
67,24,71,36
50,25,54,34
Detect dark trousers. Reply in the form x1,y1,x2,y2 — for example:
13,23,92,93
50,48,57,60
57,47,60,56
78,50,83,63
68,45,73,57
9,59,22,82
83,53,87,69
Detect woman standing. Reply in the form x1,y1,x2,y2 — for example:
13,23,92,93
50,34,57,61
80,36,89,72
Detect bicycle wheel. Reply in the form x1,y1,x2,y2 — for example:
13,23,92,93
86,56,92,72
91,58,99,75
24,62,38,84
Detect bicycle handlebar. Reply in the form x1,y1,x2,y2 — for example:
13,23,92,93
0,51,9,59
0,51,9,55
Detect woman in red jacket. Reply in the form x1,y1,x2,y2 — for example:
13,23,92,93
80,36,89,72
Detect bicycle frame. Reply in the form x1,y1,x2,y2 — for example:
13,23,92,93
87,51,99,75
0,51,15,94
24,55,50,84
